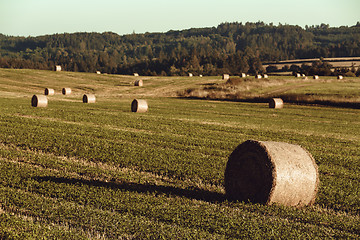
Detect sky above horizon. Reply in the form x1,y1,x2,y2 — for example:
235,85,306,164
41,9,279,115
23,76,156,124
0,0,359,37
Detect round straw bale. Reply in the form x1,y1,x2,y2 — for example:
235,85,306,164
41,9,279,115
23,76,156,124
134,79,143,86
222,74,230,80
131,99,148,113
83,94,96,103
31,95,48,107
269,98,283,109
44,88,55,95
62,88,71,95
255,74,262,79
337,75,343,80
313,75,319,79
224,140,319,206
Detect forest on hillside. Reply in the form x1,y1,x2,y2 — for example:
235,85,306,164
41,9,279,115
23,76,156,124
1,21,360,76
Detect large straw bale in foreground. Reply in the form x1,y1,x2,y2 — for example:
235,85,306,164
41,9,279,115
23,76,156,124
31,95,48,107
269,98,284,108
83,94,96,103
44,88,55,95
131,99,148,113
62,88,71,95
225,140,319,206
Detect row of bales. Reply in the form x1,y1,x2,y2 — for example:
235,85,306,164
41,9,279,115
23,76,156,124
32,77,148,113
44,71,319,207
31,87,96,108
295,73,345,79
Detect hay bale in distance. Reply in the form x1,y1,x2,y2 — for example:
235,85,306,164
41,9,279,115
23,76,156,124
337,75,343,80
83,94,96,103
295,73,301,77
44,88,55,95
131,99,148,113
96,71,101,74
262,74,269,79
134,79,143,86
62,88,72,95
222,74,230,80
133,73,139,76
224,140,319,206
240,73,247,78
255,74,262,79
188,73,193,77
269,98,284,109
31,95,48,107
199,74,203,77
55,65,61,71
313,75,319,79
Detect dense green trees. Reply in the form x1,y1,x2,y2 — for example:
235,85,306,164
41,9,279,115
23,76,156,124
0,22,360,76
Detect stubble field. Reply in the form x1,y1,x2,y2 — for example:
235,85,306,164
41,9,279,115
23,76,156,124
0,69,359,239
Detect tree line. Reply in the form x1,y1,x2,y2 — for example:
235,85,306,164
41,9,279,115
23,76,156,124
0,21,360,76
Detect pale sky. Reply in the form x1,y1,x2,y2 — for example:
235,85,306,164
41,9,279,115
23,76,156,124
0,0,359,37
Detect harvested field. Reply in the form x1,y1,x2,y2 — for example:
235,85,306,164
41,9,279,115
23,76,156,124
0,68,359,239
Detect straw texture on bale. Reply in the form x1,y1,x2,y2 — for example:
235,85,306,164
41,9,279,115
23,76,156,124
62,88,71,95
222,74,230,80
224,140,319,206
44,88,55,95
134,79,143,86
269,98,284,109
313,75,319,79
131,99,148,113
83,94,96,103
31,95,48,107
337,75,343,79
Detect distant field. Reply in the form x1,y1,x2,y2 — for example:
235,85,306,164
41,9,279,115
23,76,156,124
263,57,360,70
179,75,360,108
0,69,359,238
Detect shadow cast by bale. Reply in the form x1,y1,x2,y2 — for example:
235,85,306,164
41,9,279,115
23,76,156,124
34,176,226,203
